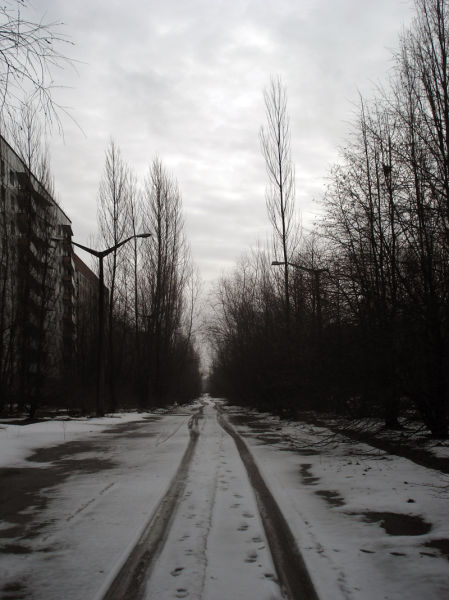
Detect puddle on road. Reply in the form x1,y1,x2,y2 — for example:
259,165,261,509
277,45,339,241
294,448,320,456
425,538,449,560
100,420,158,436
315,490,345,507
0,543,32,554
0,440,118,542
28,440,104,463
1,581,27,600
299,463,320,486
255,433,285,444
358,511,432,536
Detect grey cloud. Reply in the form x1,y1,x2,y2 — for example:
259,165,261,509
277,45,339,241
32,0,415,287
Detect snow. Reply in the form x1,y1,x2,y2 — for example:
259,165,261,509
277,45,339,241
227,407,449,600
0,412,154,468
1,409,193,599
1,398,448,600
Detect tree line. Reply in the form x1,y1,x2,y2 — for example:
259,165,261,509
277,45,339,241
75,141,202,412
208,0,449,438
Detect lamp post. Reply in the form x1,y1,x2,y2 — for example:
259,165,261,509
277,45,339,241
72,233,152,416
271,260,327,332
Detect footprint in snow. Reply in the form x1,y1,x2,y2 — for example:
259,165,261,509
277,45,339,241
245,550,258,563
175,588,189,598
242,511,254,518
171,567,184,577
238,523,249,531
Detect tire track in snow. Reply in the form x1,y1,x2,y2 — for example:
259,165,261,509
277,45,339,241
65,483,116,523
100,406,204,600
217,409,319,600
143,404,281,599
101,401,316,600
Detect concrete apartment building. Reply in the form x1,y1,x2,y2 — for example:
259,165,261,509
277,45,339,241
0,135,96,411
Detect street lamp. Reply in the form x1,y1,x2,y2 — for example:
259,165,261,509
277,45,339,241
72,233,152,416
271,260,327,331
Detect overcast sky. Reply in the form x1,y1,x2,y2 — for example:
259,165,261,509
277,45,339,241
29,0,414,284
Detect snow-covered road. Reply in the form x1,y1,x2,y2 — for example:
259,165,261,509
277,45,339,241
140,403,283,600
1,409,193,599
1,396,448,600
1,400,292,600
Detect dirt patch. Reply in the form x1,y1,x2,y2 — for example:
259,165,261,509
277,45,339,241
359,511,432,536
315,489,345,507
425,538,449,561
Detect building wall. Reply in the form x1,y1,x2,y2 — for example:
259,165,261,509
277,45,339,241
72,253,99,392
0,135,75,406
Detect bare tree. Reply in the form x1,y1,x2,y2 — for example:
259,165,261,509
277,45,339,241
0,1,74,131
97,140,130,411
139,158,199,404
260,76,297,322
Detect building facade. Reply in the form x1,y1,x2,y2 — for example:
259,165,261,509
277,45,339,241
73,253,99,398
0,135,75,412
